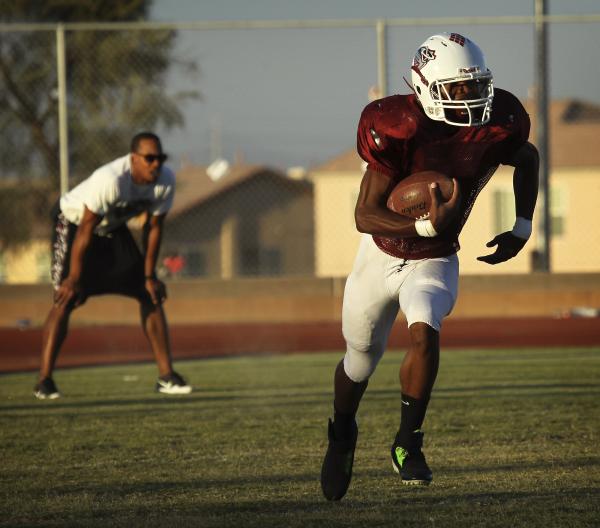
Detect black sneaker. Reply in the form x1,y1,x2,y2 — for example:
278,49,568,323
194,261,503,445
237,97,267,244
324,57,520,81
320,418,358,501
391,430,433,485
155,371,192,394
34,377,61,400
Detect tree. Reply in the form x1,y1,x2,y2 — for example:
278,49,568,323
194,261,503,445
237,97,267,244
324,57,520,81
0,0,198,249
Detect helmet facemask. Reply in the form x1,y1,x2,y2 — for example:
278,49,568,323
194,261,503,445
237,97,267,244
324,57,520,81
430,73,494,126
410,33,495,127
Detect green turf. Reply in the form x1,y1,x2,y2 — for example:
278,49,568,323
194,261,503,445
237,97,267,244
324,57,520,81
1,348,599,527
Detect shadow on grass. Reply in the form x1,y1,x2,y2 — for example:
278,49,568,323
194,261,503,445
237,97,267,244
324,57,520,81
0,390,333,414
434,456,600,474
4,380,598,416
15,480,600,528
22,454,600,500
366,382,600,400
26,472,317,497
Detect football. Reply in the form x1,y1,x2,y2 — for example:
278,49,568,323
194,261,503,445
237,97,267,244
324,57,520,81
386,170,454,219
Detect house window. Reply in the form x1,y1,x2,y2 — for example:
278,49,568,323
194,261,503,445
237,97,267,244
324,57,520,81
184,250,206,277
492,185,566,238
549,186,566,237
492,188,515,234
241,247,281,276
261,248,281,275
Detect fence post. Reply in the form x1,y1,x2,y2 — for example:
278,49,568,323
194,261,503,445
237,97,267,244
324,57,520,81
376,19,387,98
56,23,69,195
535,0,551,271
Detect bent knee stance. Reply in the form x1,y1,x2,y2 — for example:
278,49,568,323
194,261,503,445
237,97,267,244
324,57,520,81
343,341,385,383
342,307,395,383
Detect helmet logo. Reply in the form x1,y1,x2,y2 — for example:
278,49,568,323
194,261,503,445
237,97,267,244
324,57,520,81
412,46,436,87
413,46,436,70
449,33,466,46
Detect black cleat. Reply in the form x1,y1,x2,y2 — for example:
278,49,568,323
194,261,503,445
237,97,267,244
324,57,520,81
320,418,358,501
34,377,61,400
155,371,192,394
391,430,433,486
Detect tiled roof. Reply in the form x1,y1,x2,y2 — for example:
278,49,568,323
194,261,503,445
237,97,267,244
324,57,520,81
526,99,600,167
311,149,364,173
172,164,263,216
170,163,310,217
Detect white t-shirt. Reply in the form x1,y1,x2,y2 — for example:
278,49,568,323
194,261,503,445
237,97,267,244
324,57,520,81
60,154,175,235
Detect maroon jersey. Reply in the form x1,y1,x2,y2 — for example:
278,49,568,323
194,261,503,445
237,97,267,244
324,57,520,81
357,88,530,259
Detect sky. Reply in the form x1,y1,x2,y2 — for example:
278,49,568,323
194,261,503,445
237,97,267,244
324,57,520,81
149,1,600,170
150,0,600,20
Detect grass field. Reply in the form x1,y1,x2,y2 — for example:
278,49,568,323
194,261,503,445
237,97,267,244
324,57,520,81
1,347,599,527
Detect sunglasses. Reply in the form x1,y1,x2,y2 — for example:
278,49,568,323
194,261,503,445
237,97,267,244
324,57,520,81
136,153,168,164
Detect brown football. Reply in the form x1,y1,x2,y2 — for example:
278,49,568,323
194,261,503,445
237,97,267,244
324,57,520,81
386,170,454,219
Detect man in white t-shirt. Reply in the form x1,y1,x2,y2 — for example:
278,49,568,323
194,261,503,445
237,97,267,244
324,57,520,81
34,132,192,399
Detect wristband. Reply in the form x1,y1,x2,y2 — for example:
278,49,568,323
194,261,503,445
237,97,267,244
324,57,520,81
145,274,156,280
511,217,532,240
414,218,438,237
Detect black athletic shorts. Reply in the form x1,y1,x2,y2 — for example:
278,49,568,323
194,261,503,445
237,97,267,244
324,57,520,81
51,212,149,304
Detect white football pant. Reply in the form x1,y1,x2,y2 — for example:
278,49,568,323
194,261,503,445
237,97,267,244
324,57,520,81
342,234,459,382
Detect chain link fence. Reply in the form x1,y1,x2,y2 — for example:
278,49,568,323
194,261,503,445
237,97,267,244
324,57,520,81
1,16,599,282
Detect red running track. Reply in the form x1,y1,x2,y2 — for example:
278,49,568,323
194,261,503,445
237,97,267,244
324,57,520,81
1,317,599,373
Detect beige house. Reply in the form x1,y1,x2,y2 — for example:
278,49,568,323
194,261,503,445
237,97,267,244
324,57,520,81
0,240,50,284
0,180,56,284
162,164,314,278
311,99,600,277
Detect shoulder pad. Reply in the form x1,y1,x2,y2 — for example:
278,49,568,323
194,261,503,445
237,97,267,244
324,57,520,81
491,89,528,125
359,95,419,142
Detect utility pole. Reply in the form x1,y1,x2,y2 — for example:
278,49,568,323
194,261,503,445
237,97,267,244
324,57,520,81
376,19,387,98
56,24,69,195
535,0,551,271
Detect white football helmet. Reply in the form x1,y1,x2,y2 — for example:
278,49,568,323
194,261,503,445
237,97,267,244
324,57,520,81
410,33,494,126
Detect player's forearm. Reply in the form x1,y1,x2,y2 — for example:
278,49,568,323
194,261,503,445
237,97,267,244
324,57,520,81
512,142,539,220
355,205,418,237
513,169,538,220
355,169,420,237
144,223,163,277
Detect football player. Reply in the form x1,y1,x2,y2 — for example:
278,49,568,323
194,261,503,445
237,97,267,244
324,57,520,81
321,33,539,500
